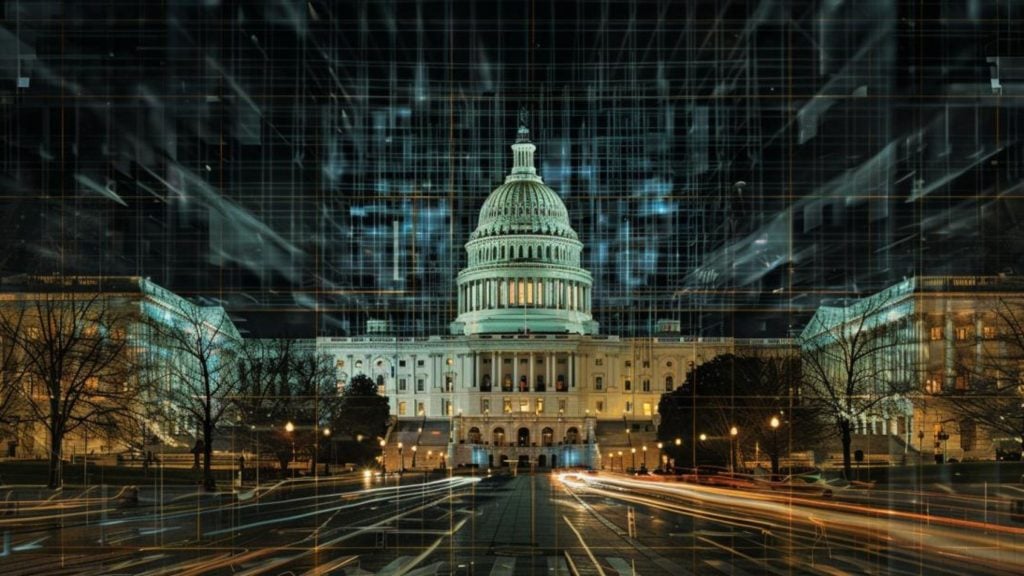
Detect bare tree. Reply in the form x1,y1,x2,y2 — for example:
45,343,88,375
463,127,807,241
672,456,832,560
0,293,138,488
800,291,914,479
233,340,338,475
147,302,241,491
0,307,27,446
941,297,1024,457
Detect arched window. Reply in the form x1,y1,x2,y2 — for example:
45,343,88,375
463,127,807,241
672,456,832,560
493,427,506,446
468,427,481,444
665,375,674,391
541,427,554,447
517,427,530,447
565,427,580,444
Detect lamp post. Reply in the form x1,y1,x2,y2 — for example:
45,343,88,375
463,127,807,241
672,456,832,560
657,442,664,472
285,421,295,478
729,426,738,473
398,442,404,474
642,445,648,471
251,424,260,490
769,416,780,476
411,445,418,469
322,428,332,476
630,447,637,471
617,450,623,472
380,439,387,476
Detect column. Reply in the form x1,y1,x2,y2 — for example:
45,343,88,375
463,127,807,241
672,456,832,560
548,353,555,389
570,352,576,390
491,351,498,388
529,352,535,391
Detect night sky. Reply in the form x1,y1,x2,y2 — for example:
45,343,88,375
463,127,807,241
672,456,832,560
2,0,1022,337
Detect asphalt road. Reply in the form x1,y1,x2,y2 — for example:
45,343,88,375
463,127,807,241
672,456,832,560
3,471,1024,575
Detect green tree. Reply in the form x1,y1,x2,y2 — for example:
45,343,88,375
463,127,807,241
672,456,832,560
658,353,822,474
329,374,389,466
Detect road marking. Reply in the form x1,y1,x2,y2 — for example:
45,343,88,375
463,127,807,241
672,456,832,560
563,515,608,576
606,557,638,575
703,559,757,576
488,556,516,576
547,555,571,575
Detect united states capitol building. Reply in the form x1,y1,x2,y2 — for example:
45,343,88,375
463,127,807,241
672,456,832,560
317,123,792,471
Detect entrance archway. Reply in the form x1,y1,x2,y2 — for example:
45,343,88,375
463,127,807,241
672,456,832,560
517,427,530,447
541,427,554,447
538,454,547,467
551,454,558,468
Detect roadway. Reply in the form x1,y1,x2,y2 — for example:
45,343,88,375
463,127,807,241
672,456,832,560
2,470,1024,574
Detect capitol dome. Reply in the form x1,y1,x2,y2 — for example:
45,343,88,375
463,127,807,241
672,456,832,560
450,122,598,336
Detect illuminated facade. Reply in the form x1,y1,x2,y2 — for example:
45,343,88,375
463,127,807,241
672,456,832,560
801,276,1024,463
318,128,793,470
0,275,241,460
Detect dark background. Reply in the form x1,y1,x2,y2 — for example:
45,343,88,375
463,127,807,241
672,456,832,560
2,0,1022,337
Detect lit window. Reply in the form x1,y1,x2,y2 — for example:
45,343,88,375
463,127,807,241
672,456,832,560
983,325,997,339
417,402,425,415
519,399,530,413
503,398,512,413
930,327,943,340
558,399,567,413
955,327,970,341
643,402,653,416
398,401,407,416
536,398,544,413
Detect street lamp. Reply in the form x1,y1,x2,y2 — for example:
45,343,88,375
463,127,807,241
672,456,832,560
617,450,623,472
380,439,387,475
642,445,648,470
398,442,404,474
411,445,418,469
769,416,780,475
285,421,296,478
322,428,332,476
657,442,664,471
630,447,637,471
729,426,738,473
251,424,260,489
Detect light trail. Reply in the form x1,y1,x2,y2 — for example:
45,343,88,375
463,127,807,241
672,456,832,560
560,473,1024,575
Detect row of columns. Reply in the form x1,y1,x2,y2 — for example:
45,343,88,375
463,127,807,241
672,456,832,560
458,277,591,314
479,350,578,392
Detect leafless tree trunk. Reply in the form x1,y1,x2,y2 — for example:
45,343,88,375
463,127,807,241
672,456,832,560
0,293,138,488
147,303,240,491
941,298,1024,456
801,291,914,479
